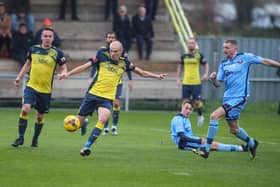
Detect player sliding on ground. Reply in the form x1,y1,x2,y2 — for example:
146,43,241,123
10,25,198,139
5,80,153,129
171,100,248,153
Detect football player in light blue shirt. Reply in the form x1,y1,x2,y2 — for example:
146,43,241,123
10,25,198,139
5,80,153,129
171,100,247,152
193,39,280,159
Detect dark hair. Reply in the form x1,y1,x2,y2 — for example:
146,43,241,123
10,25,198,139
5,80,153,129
181,99,193,108
106,31,116,37
42,27,55,33
19,23,27,28
225,39,238,46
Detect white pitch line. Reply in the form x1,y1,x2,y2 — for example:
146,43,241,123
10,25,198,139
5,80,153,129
170,172,191,176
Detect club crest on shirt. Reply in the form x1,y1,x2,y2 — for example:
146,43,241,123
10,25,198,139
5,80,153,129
237,59,243,64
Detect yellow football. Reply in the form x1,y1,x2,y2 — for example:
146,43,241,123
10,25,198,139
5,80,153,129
63,115,80,132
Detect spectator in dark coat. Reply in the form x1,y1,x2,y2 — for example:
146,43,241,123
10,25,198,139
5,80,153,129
10,23,33,66
132,6,154,60
104,0,118,21
113,5,131,53
58,0,79,21
0,2,12,57
145,0,158,21
33,18,61,48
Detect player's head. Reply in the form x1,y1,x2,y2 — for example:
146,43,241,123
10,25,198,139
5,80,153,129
110,40,123,61
41,27,54,48
223,39,238,59
181,99,193,117
106,31,116,45
187,37,196,52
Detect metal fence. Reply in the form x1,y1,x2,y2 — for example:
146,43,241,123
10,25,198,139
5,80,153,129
196,36,280,101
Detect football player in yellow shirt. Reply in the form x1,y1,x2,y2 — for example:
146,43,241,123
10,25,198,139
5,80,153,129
12,27,67,147
59,40,167,156
176,37,209,126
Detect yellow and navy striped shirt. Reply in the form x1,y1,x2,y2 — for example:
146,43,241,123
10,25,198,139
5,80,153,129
88,52,134,100
180,51,207,85
26,45,66,93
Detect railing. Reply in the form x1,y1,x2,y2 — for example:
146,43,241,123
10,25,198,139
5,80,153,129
165,0,195,52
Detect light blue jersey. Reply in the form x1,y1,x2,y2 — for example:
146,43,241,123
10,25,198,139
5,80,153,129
217,53,262,98
170,113,199,146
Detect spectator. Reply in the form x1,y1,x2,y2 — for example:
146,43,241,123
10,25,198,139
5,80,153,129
132,6,154,60
104,0,118,21
0,2,12,57
113,5,131,53
7,0,34,33
145,0,159,21
58,0,79,21
33,18,61,48
11,23,33,66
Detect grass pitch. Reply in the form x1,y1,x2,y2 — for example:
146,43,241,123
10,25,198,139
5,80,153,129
0,102,280,187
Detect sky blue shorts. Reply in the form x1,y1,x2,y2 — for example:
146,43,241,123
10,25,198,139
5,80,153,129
223,97,248,120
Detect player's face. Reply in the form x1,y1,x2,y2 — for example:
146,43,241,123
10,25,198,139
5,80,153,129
223,42,237,59
41,30,54,48
187,39,196,51
106,34,116,45
110,43,122,61
181,103,193,117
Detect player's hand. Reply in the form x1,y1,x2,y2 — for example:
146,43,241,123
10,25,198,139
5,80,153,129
57,72,68,80
158,73,168,80
14,78,20,88
88,78,93,85
201,74,208,81
176,78,182,87
209,72,217,80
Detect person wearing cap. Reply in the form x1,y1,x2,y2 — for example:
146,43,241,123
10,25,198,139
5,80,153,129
33,18,61,47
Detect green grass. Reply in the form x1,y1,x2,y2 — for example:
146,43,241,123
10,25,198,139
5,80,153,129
0,102,280,187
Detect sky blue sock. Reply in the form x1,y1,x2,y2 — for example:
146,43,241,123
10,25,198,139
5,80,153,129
235,128,254,147
205,120,218,152
217,143,243,152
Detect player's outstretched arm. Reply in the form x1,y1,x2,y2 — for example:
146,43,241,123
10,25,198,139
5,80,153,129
14,60,31,88
58,61,92,80
133,67,168,80
262,58,280,68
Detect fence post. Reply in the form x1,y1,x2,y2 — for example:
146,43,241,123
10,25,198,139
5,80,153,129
124,81,130,112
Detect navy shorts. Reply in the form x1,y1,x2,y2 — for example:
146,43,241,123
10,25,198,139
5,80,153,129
115,83,123,99
23,86,51,114
182,85,202,100
78,93,113,117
